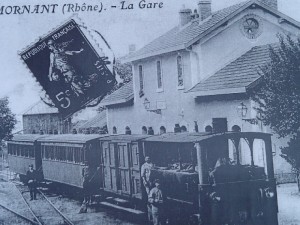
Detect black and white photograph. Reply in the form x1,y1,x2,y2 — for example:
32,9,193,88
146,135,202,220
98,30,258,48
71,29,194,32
0,0,300,224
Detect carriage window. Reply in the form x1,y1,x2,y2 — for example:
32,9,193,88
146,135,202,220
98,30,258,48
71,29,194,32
12,145,16,155
132,145,139,166
50,146,55,160
20,146,24,157
24,147,29,158
81,148,85,163
74,147,84,164
29,146,34,158
74,148,80,163
66,147,74,162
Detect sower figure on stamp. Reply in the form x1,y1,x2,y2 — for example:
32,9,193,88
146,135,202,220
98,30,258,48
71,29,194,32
26,164,38,201
47,39,85,96
148,179,164,225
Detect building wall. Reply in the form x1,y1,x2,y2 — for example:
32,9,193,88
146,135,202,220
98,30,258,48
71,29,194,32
23,114,71,134
107,7,298,175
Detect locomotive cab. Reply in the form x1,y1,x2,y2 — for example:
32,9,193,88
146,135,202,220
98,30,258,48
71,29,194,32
143,132,278,225
196,132,278,225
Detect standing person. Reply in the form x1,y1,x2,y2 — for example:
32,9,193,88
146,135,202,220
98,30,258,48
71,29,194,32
26,164,38,201
141,156,154,195
79,161,91,214
148,179,164,225
82,161,92,204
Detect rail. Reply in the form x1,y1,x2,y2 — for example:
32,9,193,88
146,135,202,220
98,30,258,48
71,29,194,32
0,202,38,225
12,181,75,225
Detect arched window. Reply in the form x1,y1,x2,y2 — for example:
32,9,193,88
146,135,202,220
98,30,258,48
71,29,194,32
232,125,241,132
177,55,184,87
160,126,166,134
125,126,131,135
148,127,154,135
113,126,117,134
205,125,213,133
142,126,147,134
181,126,187,132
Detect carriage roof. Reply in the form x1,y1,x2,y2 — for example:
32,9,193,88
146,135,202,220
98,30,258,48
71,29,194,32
143,132,272,143
9,134,49,143
37,134,107,144
99,134,151,142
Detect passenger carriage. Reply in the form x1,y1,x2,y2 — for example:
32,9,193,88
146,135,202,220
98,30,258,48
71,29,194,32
7,134,47,181
37,134,105,188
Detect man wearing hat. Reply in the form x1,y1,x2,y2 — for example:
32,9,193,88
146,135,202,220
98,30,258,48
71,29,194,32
26,164,38,200
148,179,164,225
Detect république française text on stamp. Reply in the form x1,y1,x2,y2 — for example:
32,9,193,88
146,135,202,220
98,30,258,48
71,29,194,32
20,19,116,118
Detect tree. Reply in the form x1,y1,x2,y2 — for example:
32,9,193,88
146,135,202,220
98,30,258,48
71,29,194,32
250,35,300,189
0,97,17,143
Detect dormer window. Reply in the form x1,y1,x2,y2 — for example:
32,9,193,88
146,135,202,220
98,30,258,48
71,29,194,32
156,60,163,91
177,55,184,88
138,65,144,97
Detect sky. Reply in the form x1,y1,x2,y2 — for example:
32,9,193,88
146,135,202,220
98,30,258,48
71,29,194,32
1,0,300,124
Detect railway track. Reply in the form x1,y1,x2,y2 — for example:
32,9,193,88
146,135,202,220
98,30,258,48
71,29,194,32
0,202,38,225
13,182,75,225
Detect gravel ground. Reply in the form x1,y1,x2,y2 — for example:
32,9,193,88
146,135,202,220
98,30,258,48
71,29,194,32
278,183,300,225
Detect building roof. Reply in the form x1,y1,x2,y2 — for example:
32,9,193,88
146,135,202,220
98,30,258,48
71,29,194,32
143,131,271,143
188,44,274,96
101,81,134,106
37,134,107,144
77,111,107,129
10,134,50,143
123,0,300,63
99,134,151,142
23,101,59,116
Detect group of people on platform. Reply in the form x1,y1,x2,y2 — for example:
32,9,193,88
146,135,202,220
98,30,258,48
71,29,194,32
141,156,164,225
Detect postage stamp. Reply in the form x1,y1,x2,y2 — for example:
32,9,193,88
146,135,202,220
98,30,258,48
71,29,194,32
20,19,116,118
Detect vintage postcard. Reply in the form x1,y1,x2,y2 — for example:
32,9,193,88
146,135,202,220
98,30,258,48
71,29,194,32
0,0,300,225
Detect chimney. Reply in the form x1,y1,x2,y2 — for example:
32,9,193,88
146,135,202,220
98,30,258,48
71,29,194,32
258,0,278,10
198,0,212,21
179,5,192,26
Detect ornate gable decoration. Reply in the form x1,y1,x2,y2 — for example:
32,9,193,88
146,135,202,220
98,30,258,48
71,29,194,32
240,14,264,39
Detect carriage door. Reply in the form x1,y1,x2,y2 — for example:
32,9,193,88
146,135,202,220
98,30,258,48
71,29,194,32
102,141,118,192
130,143,142,199
117,143,131,194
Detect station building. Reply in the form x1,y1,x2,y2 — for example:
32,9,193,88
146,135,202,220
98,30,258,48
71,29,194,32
101,0,300,179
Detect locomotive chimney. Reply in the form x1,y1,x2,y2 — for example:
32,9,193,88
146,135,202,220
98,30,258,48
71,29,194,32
179,5,192,26
198,0,212,21
212,118,228,133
